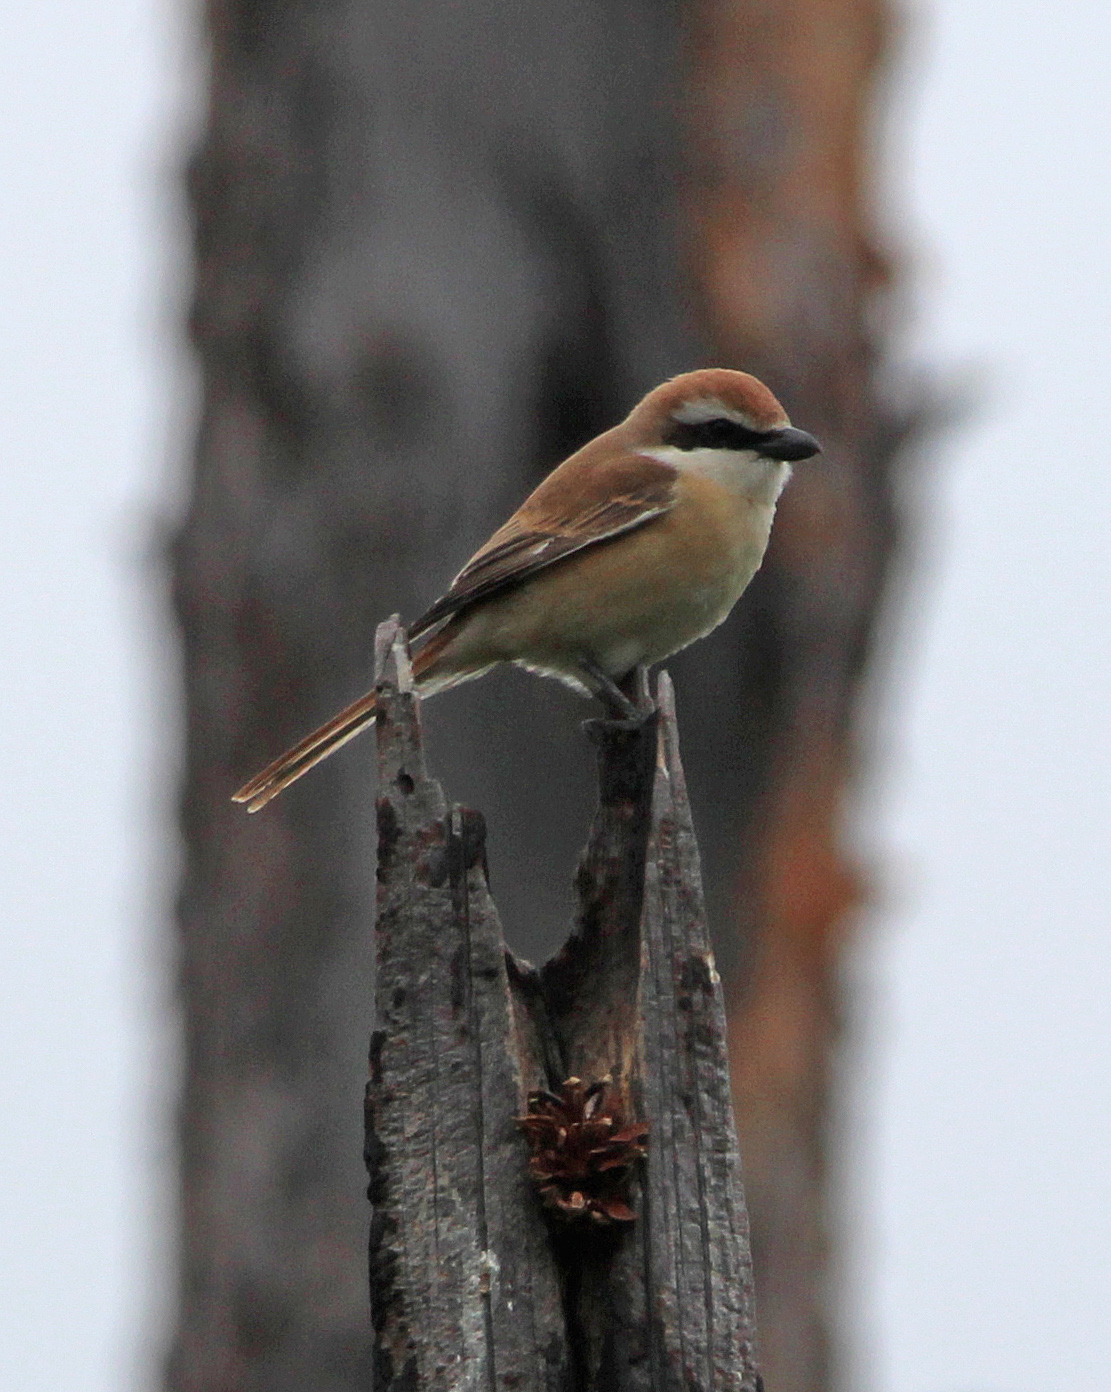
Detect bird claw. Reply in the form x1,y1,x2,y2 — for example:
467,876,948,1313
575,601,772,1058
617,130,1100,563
581,702,656,737
582,663,656,732
580,660,653,723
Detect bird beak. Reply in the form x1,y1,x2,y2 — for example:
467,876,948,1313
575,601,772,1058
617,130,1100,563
759,426,821,461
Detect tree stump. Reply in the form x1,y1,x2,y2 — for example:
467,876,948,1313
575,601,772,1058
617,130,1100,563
366,618,761,1390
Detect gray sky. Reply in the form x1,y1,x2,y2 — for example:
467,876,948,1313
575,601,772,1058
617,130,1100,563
856,2,1111,1388
1,2,1108,1390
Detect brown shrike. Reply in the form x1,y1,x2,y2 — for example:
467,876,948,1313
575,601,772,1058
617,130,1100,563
233,368,820,812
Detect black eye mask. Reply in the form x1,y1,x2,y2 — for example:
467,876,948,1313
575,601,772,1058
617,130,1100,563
663,418,820,462
663,417,772,452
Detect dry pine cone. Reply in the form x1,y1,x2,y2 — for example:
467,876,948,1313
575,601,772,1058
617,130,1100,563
517,1077,648,1225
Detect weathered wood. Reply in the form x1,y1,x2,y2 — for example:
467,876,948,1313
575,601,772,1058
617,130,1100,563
369,622,762,1390
636,674,759,1389
541,668,658,1107
543,676,761,1392
366,618,569,1391
538,680,659,1390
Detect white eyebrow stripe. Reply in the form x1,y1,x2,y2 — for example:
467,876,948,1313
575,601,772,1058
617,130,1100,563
672,397,757,427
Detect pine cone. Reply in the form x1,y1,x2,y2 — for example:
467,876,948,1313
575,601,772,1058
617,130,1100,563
517,1077,648,1226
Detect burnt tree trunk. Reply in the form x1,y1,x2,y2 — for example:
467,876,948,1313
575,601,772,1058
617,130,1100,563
170,2,905,1390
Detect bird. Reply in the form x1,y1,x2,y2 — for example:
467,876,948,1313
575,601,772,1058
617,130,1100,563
233,368,820,812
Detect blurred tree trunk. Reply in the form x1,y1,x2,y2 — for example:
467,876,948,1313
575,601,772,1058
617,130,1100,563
678,3,903,1388
169,2,902,1391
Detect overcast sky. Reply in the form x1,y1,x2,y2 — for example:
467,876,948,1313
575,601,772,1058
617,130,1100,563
857,3,1111,1388
1,2,1108,1390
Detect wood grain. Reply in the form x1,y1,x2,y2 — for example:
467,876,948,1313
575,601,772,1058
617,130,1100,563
367,619,568,1390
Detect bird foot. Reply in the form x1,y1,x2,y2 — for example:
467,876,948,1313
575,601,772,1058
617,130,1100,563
582,705,656,736
581,662,655,728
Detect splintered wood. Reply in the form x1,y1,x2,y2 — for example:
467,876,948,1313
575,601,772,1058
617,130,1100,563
366,618,760,1391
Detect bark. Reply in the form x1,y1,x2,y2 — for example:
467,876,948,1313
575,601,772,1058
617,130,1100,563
170,2,905,1389
171,5,687,1388
679,4,908,1386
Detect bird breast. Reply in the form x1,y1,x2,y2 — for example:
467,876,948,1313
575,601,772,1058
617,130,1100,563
458,456,787,677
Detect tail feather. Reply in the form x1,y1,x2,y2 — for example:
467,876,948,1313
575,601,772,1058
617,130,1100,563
232,627,458,812
232,688,380,812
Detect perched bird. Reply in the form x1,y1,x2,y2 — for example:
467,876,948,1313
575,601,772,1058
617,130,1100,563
233,368,819,812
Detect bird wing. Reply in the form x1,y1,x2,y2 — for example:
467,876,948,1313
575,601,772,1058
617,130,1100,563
409,449,679,640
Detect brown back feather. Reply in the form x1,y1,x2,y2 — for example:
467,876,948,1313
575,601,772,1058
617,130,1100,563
411,447,678,640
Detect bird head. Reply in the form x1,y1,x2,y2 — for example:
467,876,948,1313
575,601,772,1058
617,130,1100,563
627,368,821,463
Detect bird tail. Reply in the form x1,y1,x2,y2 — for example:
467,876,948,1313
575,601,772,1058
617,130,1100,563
232,630,454,813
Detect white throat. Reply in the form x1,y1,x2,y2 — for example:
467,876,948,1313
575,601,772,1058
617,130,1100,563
643,445,792,507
